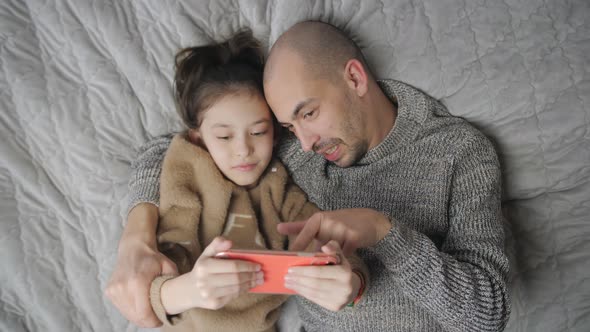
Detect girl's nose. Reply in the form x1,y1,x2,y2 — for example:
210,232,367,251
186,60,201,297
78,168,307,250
235,138,253,157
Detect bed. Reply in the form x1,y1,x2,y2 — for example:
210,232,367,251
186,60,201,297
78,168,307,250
1,0,588,331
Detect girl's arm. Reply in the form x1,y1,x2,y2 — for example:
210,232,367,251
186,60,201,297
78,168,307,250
150,136,263,325
150,238,263,324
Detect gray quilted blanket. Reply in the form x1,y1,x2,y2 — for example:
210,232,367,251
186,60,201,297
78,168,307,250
1,1,588,331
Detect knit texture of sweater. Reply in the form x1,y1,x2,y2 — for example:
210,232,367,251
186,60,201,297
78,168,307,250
126,80,510,332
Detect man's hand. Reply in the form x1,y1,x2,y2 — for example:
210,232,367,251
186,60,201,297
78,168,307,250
284,241,361,311
278,208,392,256
105,204,178,328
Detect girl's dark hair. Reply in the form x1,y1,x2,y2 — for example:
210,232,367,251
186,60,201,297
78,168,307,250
174,29,264,128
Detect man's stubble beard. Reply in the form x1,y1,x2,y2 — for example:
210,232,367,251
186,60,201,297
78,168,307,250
335,93,369,168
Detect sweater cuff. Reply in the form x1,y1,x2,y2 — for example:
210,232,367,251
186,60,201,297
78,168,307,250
149,275,177,326
124,173,162,225
346,254,370,305
371,222,433,283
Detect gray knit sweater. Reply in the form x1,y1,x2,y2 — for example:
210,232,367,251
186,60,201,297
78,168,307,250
127,80,510,332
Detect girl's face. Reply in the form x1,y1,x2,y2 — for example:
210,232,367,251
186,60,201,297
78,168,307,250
194,91,275,187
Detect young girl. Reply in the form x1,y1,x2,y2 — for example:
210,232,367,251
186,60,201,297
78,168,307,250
149,31,367,332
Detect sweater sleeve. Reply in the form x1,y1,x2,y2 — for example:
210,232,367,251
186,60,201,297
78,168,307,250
372,134,510,331
276,133,314,175
125,134,172,218
150,275,177,326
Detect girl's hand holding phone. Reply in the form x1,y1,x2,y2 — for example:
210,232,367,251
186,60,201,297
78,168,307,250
160,237,263,314
284,241,362,312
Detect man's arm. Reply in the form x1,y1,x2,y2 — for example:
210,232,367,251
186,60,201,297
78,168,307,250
280,134,510,331
371,135,510,331
126,134,174,218
105,135,174,327
105,203,178,327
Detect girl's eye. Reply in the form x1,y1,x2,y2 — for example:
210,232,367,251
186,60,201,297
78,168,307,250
303,110,315,120
251,130,268,136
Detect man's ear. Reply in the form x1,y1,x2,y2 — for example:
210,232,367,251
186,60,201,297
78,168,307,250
343,59,368,97
188,128,204,148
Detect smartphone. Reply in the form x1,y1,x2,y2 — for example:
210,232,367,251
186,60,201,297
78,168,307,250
214,249,340,294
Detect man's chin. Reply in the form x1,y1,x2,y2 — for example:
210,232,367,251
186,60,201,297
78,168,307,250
330,155,354,168
331,148,365,168
320,144,362,167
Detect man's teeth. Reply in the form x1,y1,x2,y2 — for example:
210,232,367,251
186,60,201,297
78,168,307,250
325,146,337,154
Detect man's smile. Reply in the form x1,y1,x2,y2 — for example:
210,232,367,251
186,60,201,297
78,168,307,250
322,145,341,161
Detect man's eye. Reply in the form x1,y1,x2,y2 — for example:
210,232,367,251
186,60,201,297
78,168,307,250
217,136,230,140
303,110,315,119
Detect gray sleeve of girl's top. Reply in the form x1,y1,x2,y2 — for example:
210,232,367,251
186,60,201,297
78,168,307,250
125,134,173,219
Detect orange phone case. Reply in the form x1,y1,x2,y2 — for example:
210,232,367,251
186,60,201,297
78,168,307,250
215,249,340,294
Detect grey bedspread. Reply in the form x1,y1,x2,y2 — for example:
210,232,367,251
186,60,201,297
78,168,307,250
1,1,588,331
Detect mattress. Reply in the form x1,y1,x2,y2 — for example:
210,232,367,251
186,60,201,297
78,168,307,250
1,0,588,331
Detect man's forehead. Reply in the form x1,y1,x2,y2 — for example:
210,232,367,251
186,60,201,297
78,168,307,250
265,72,309,104
265,47,306,80
267,78,329,115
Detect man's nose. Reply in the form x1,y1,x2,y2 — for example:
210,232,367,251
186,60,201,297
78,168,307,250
296,128,318,153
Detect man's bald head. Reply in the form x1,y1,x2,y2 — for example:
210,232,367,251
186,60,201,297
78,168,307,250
264,21,372,84
262,21,395,169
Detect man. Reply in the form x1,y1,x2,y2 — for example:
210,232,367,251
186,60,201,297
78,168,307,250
106,21,510,331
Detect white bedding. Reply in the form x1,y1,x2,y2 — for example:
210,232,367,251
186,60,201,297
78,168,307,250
1,0,588,331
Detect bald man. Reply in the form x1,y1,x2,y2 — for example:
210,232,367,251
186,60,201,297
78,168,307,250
106,21,510,332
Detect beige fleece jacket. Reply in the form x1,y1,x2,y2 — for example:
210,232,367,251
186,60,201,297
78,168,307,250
150,133,362,332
